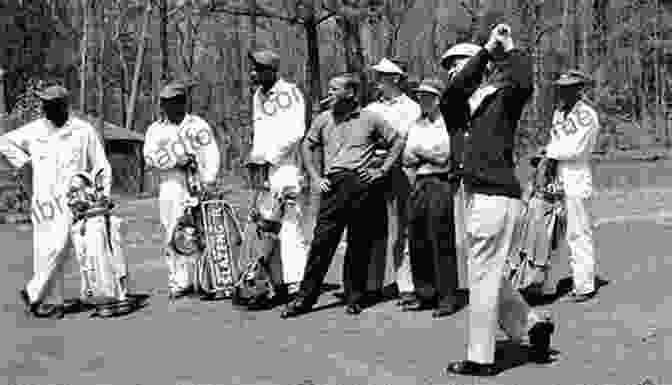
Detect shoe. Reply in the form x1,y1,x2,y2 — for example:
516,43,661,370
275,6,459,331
528,318,555,363
344,303,362,315
34,304,65,319
432,305,458,318
444,361,498,377
169,286,193,300
280,298,312,319
402,297,434,312
571,290,596,303
19,289,39,316
396,292,416,306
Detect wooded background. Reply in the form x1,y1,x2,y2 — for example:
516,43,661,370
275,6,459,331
1,0,671,192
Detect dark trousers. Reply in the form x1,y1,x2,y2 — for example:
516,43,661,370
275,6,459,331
407,174,458,306
298,170,386,306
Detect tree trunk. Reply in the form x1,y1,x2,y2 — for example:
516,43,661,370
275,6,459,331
125,0,152,132
305,18,320,129
337,15,367,105
96,0,105,142
80,0,89,113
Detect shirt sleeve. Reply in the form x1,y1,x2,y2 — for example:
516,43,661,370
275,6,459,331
86,124,113,196
371,111,401,148
546,108,599,161
0,124,33,169
191,118,220,184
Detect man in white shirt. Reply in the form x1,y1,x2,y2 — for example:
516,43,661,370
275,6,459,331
143,81,221,299
248,50,309,304
0,85,112,319
403,78,459,318
544,69,600,302
365,58,421,306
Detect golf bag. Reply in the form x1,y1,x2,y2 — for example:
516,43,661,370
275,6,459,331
170,155,242,299
68,169,136,317
509,156,567,295
232,162,284,308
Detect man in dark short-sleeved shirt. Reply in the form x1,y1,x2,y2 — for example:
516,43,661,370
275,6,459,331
281,74,406,318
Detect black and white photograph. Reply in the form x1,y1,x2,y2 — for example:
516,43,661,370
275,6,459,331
0,0,669,384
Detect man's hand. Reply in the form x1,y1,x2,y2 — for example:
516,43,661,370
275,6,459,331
358,168,385,184
314,177,331,193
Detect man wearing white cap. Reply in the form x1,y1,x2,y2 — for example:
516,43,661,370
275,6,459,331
440,24,555,376
543,69,600,302
0,84,112,319
365,57,420,306
143,81,221,299
403,78,459,318
247,49,309,304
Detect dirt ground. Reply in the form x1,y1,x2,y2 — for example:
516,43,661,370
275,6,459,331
0,165,671,385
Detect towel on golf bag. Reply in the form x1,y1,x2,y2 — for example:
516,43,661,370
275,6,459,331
509,156,566,294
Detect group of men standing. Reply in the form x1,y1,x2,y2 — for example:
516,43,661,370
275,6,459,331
0,19,602,378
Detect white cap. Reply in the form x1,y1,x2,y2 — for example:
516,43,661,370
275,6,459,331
371,58,405,75
440,43,482,69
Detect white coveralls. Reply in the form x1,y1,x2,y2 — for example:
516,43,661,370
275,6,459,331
0,117,111,306
364,94,420,294
143,114,220,293
250,78,308,291
545,99,600,295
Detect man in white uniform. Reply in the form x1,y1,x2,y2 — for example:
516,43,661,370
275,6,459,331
143,81,220,299
0,85,111,319
544,69,600,302
365,58,420,305
248,50,309,303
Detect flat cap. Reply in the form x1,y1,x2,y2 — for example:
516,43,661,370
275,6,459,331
371,58,405,75
249,50,280,70
554,69,594,87
440,43,482,69
36,85,70,101
412,78,445,96
159,81,187,99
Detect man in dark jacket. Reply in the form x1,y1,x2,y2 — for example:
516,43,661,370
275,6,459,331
441,24,556,377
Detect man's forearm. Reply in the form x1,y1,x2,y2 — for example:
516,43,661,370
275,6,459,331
301,142,322,181
379,136,406,175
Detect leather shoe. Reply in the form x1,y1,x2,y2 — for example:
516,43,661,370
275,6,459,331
571,290,596,303
432,305,458,318
402,298,434,312
34,304,65,319
396,292,416,306
280,299,311,319
444,361,498,376
528,318,555,363
19,289,39,316
344,303,362,315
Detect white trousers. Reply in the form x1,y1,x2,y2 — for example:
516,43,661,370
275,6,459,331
565,196,596,295
26,212,72,306
266,164,310,290
466,194,541,364
278,196,310,287
71,215,128,300
159,176,197,292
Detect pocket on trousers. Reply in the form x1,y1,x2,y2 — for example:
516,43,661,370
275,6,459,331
466,194,508,240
